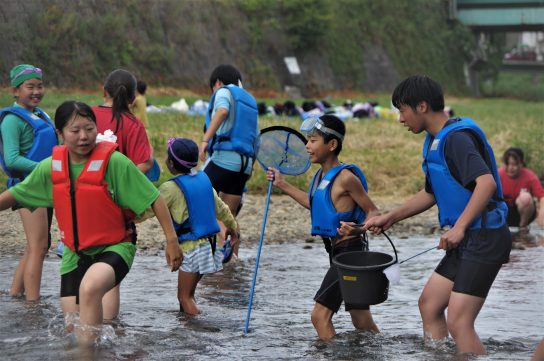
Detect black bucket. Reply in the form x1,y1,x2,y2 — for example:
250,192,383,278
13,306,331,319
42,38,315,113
332,234,398,306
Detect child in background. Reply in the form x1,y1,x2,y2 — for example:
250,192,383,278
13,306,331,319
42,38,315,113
130,80,149,128
93,69,153,174
0,100,181,346
499,147,544,231
140,137,238,315
0,64,58,300
199,64,259,256
266,114,380,340
92,69,158,317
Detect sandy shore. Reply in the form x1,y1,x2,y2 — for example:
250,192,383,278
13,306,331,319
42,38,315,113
0,194,441,256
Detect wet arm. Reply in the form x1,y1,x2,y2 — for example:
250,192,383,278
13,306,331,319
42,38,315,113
151,195,182,271
267,167,310,209
537,198,544,227
439,174,496,250
387,189,436,224
342,170,379,218
136,158,153,174
199,108,228,161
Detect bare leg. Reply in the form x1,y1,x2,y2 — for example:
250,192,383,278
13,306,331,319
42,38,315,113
218,192,242,255
102,284,121,320
531,338,544,361
10,208,49,300
311,302,336,341
77,262,117,346
61,295,79,333
418,272,453,342
349,309,379,333
516,191,536,228
178,271,201,315
447,292,486,355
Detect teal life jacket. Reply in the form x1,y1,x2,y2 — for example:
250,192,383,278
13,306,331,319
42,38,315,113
171,171,221,242
0,106,57,188
422,117,507,229
308,164,368,237
205,85,258,157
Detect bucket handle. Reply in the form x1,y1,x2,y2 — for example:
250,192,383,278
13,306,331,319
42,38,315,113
381,231,398,264
354,225,398,264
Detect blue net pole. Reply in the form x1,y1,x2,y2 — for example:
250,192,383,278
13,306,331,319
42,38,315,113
243,180,273,335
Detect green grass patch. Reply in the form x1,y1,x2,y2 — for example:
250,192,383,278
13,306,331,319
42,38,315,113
1,91,542,197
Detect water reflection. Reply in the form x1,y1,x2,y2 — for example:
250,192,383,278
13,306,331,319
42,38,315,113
0,232,542,360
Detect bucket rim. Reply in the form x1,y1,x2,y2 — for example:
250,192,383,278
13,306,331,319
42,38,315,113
332,250,398,271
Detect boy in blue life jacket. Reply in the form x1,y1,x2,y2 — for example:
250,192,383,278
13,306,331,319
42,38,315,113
363,75,512,355
266,114,381,341
199,64,259,256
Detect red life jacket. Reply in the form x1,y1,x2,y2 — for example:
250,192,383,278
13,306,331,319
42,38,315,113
51,142,135,252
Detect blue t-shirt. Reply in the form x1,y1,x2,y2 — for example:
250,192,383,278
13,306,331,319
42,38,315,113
209,85,253,174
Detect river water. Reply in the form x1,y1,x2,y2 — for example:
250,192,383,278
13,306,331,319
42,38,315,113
1,229,542,361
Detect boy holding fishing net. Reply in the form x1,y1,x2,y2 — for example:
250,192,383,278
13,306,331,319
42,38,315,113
266,114,381,341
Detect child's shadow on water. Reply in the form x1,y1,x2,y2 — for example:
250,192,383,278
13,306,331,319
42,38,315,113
176,311,222,333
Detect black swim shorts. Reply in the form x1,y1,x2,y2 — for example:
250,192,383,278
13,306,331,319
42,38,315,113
314,237,370,313
506,203,536,227
435,250,502,298
60,251,129,303
203,160,250,196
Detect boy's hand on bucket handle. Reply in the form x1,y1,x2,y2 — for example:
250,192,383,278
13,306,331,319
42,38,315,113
362,214,394,234
338,221,361,237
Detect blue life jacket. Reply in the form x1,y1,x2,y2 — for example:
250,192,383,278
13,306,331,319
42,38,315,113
308,164,368,237
205,86,258,157
170,171,221,242
0,106,57,188
422,117,507,229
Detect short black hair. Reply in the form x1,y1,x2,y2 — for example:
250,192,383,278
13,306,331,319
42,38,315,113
317,114,345,155
502,147,525,166
137,80,147,95
209,64,242,90
392,75,445,112
54,100,96,131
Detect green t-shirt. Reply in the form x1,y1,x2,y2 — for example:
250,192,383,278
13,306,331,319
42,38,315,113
9,150,160,274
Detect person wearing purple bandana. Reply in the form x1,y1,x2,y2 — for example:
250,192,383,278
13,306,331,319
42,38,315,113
0,64,58,301
138,137,238,315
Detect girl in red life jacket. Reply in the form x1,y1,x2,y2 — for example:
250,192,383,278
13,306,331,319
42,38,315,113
0,64,57,301
0,101,181,347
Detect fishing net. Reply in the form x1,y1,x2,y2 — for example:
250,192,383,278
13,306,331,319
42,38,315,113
256,126,310,176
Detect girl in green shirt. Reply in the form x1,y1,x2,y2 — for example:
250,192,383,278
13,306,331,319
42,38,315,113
0,100,182,347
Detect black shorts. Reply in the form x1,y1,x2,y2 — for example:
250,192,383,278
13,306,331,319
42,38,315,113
314,237,370,313
60,251,129,303
203,160,250,196
506,203,536,227
435,251,502,298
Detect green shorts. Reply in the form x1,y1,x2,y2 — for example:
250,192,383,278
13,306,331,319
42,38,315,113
60,242,137,276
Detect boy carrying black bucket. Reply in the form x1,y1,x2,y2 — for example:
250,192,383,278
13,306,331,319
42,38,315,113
266,114,381,341
363,75,512,355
